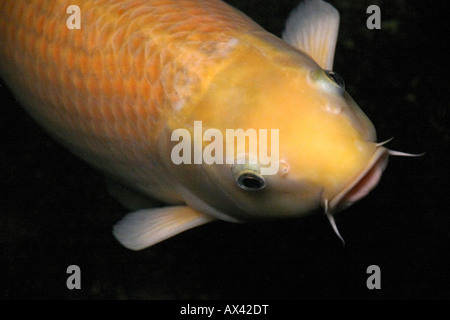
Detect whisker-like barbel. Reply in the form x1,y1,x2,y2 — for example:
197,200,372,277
324,199,346,246
388,150,426,157
376,137,395,147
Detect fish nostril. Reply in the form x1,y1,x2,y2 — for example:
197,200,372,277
325,103,342,115
279,160,290,176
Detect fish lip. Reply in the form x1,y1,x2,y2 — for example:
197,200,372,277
325,146,389,214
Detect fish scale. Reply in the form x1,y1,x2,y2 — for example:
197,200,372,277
0,0,260,201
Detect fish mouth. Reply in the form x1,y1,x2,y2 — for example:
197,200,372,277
325,147,389,214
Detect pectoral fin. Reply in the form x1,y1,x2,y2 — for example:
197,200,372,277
113,206,214,250
282,0,340,70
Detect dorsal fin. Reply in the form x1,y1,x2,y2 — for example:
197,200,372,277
282,0,340,70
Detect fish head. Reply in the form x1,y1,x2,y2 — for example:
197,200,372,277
161,49,389,222
160,29,388,220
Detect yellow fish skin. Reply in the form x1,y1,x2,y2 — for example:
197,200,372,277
0,0,389,250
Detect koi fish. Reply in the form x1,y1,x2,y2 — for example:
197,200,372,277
0,0,417,250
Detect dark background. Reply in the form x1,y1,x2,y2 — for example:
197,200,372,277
1,0,448,299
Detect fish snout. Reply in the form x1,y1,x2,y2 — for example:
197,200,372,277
326,147,389,214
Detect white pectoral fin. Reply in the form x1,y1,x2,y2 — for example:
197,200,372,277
282,0,340,70
113,206,214,250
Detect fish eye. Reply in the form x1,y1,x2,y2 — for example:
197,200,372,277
310,69,345,94
324,70,345,89
235,170,266,191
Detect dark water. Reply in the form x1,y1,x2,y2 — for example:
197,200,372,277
0,0,448,299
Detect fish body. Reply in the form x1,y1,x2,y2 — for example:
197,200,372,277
0,0,390,250
1,0,263,204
